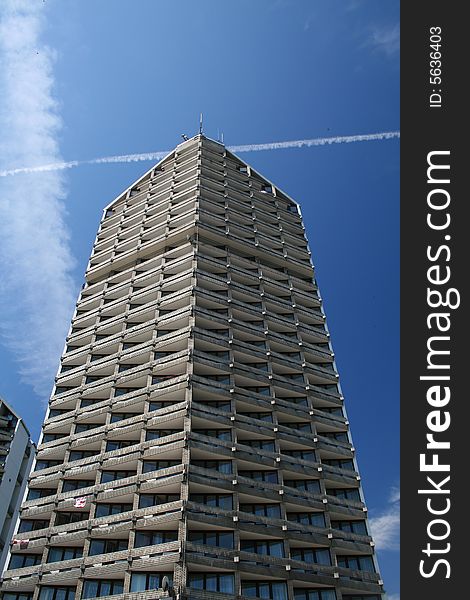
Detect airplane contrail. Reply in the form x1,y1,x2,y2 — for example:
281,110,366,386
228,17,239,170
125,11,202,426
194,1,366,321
0,131,399,178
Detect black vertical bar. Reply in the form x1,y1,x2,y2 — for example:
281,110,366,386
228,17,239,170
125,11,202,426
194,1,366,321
401,4,466,599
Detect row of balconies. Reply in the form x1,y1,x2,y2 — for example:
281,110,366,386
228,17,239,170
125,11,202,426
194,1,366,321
80,237,316,313
76,266,318,334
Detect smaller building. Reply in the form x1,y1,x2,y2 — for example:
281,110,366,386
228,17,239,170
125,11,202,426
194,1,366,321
0,399,35,575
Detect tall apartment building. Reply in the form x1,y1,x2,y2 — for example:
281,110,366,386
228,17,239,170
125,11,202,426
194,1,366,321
1,135,384,600
0,399,34,575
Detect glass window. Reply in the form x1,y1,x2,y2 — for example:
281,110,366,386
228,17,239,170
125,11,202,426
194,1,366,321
238,470,278,483
100,470,135,483
38,588,75,600
189,494,233,510
62,480,94,492
240,503,281,519
130,573,172,592
82,580,123,598
284,479,320,493
89,539,128,555
191,460,232,473
287,512,326,528
142,460,180,473
337,556,375,572
27,488,55,501
331,520,367,535
291,548,331,565
134,531,178,547
47,547,82,562
188,573,234,594
188,531,234,549
95,503,133,518
138,493,180,509
241,540,285,558
242,581,288,600
8,554,41,569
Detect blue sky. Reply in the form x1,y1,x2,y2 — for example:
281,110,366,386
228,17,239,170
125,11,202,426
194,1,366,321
0,0,399,596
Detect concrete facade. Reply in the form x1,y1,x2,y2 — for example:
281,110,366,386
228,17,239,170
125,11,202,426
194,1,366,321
1,135,384,600
0,399,35,576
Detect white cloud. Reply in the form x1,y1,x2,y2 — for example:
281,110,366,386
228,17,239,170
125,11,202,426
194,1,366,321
369,487,400,551
0,131,400,178
370,23,400,57
0,0,76,399
386,594,400,600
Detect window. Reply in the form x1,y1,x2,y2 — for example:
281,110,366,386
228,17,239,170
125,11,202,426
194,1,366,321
47,547,82,562
146,429,179,441
242,581,288,600
35,460,61,471
68,450,97,461
142,460,180,473
82,580,123,598
27,488,55,501
331,520,367,535
89,539,128,555
241,540,284,557
188,573,234,594
95,503,133,517
38,587,76,600
243,386,270,395
149,400,175,411
139,493,180,509
197,400,231,411
152,374,178,384
238,470,278,483
191,460,232,474
337,555,375,572
55,512,88,526
327,488,361,502
189,494,233,510
238,412,273,422
62,480,94,492
105,440,135,452
8,554,41,569
239,504,281,519
290,548,331,565
110,412,137,423
134,531,178,547
42,433,67,443
49,409,68,418
75,423,100,433
3,595,33,600
101,470,135,483
283,450,316,461
188,531,234,549
342,596,382,600
294,590,337,600
242,439,275,452
18,520,48,533
192,429,232,441
284,479,320,493
203,374,231,384
323,459,355,471
130,573,173,593
287,512,326,528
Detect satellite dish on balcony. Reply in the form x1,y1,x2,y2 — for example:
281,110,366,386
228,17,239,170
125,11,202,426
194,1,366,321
162,576,170,592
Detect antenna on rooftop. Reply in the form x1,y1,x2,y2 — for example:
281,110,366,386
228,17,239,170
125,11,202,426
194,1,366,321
199,113,204,135
221,132,224,144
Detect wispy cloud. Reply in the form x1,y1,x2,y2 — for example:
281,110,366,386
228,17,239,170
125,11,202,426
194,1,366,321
369,23,400,57
387,594,400,600
369,487,400,551
0,131,400,178
0,0,76,398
